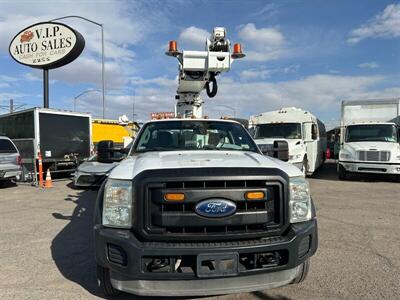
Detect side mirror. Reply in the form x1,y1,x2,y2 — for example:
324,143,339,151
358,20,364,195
273,140,289,162
97,140,114,163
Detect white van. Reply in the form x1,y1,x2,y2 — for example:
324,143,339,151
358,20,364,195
250,107,327,176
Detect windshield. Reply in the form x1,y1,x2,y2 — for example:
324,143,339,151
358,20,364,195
254,123,302,139
346,124,398,143
133,121,258,153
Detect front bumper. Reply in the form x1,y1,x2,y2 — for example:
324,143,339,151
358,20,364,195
0,168,22,180
94,219,317,296
339,161,400,174
74,172,107,187
111,265,302,296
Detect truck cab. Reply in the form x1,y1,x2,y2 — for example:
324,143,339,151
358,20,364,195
93,118,318,297
250,107,327,176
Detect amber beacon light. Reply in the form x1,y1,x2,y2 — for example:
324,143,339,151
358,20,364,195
166,40,180,56
232,43,245,59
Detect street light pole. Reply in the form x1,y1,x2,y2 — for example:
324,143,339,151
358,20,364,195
215,104,236,117
49,15,105,118
73,89,101,111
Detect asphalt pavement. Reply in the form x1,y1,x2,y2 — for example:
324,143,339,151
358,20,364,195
0,161,399,299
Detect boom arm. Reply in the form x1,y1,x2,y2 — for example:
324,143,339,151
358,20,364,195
166,27,245,118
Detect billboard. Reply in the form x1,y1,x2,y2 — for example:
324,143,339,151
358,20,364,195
9,22,85,69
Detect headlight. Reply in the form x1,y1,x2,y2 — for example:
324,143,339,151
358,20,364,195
103,179,133,228
289,176,312,223
289,153,302,161
340,152,352,160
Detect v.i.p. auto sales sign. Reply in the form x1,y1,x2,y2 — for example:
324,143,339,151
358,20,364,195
9,22,85,69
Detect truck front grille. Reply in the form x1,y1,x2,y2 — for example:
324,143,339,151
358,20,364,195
134,168,288,242
357,150,390,162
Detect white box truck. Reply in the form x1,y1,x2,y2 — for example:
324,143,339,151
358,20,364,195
338,99,400,180
250,107,327,176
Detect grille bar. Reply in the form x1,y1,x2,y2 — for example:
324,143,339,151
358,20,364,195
145,179,283,240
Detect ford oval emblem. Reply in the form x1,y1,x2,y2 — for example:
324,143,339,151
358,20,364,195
195,199,236,218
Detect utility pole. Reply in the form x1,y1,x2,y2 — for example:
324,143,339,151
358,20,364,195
9,99,13,113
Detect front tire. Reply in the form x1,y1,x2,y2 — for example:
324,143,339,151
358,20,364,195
97,264,120,297
338,164,347,180
292,259,310,284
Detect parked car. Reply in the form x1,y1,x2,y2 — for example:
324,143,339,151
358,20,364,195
0,136,22,184
73,141,131,188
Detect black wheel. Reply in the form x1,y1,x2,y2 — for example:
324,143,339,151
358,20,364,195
97,264,120,297
292,259,310,284
338,164,347,180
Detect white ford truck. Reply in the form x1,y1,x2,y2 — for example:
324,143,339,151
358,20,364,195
338,99,400,180
93,27,318,297
93,118,318,296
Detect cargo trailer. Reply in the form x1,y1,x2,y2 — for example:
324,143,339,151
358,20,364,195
0,108,92,175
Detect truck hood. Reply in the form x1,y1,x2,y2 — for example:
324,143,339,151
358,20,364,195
109,150,303,180
344,141,400,152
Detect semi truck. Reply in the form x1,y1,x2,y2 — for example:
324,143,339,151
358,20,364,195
0,108,91,176
250,107,327,176
338,99,400,180
94,27,318,297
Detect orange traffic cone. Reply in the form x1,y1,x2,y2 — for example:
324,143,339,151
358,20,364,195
45,169,53,188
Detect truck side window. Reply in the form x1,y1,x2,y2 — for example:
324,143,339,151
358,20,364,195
312,124,318,140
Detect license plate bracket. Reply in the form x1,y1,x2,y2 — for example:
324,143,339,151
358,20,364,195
197,253,238,278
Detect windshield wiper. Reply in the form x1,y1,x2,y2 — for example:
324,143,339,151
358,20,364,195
202,145,217,150
136,147,174,152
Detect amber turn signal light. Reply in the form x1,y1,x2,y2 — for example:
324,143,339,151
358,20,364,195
164,193,185,201
245,191,265,200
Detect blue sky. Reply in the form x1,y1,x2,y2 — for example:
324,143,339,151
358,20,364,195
0,0,400,128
